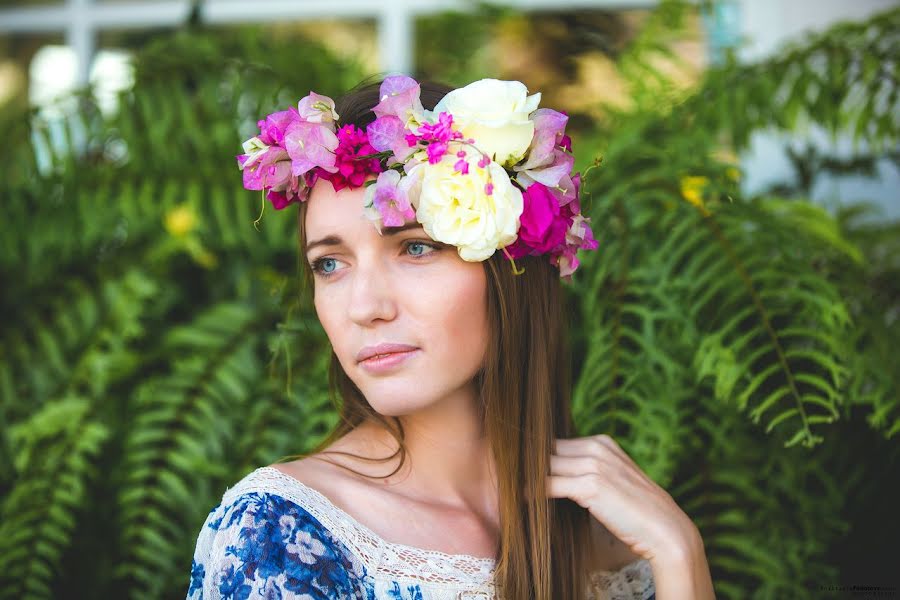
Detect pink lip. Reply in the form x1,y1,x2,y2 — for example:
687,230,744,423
358,348,420,373
356,343,419,363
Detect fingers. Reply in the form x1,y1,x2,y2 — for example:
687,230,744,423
550,453,606,477
545,473,598,507
554,434,640,471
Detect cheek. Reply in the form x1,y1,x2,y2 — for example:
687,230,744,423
425,267,489,363
313,288,340,343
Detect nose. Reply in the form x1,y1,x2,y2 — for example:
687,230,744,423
346,257,398,326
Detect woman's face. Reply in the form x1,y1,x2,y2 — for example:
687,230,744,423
304,178,489,416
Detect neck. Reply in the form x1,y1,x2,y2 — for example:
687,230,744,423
353,384,497,516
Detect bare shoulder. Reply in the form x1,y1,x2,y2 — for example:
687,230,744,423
590,519,643,571
267,427,397,506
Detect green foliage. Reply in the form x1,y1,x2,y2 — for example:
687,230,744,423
0,5,897,599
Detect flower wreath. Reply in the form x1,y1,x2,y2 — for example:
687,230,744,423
236,76,598,279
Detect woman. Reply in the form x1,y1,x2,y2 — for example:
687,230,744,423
186,76,715,599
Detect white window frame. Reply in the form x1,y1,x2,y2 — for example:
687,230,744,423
0,0,656,86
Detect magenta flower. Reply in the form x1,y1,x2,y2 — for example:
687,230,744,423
317,124,383,192
505,182,570,258
417,111,463,165
370,170,416,227
258,109,300,146
265,172,310,209
284,120,339,177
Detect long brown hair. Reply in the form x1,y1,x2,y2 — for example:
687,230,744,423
283,76,599,600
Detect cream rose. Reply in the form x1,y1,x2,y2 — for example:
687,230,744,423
431,78,541,168
410,154,523,262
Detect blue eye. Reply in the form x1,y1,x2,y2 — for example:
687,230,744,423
309,257,343,278
406,241,437,256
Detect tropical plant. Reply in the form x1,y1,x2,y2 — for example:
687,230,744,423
0,4,897,599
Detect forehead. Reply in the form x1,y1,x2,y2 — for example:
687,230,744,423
304,178,425,244
304,179,365,234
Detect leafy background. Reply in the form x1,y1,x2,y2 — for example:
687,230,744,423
0,2,898,598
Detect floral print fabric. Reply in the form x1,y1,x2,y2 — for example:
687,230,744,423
186,468,655,599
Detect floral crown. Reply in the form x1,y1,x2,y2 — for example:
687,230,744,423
236,76,598,279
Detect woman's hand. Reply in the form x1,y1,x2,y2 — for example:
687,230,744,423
546,434,699,564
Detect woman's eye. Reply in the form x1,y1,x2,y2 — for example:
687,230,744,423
310,257,344,278
407,241,438,257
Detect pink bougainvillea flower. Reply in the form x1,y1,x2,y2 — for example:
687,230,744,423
564,213,598,251
237,136,271,171
373,75,425,126
544,171,578,206
550,210,598,278
505,182,569,258
296,92,339,124
554,246,580,279
317,124,383,192
514,108,573,189
266,190,291,210
367,115,417,163
238,146,290,191
257,108,300,146
265,171,310,209
526,109,568,162
284,120,339,176
369,169,416,227
518,149,575,189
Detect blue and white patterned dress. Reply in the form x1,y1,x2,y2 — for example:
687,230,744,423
186,466,656,599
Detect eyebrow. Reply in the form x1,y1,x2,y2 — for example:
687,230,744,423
305,221,426,255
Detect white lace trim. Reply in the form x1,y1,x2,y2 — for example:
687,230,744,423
588,557,655,600
225,466,497,588
221,466,653,598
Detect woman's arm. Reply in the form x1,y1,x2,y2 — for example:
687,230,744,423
548,434,717,599
649,524,716,599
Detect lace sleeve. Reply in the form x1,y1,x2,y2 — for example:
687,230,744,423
185,491,369,599
587,558,655,600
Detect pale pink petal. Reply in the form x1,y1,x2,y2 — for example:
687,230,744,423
297,92,338,123
284,121,339,175
373,75,425,122
366,116,404,151
523,150,574,188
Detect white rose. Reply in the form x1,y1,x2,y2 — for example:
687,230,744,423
431,79,541,168
410,154,523,262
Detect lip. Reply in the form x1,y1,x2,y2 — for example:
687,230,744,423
358,348,420,373
356,343,420,363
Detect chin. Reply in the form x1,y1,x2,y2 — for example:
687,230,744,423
363,396,432,418
356,380,435,414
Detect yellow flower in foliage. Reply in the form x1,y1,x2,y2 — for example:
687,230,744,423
165,204,197,237
680,176,711,216
725,167,741,182
161,204,218,268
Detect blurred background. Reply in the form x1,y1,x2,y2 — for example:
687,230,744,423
1,1,898,598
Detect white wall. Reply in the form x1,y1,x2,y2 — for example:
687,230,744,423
735,0,899,221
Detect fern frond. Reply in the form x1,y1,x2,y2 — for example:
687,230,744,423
0,269,158,424
115,301,269,597
680,201,853,447
0,397,109,600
